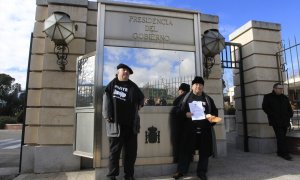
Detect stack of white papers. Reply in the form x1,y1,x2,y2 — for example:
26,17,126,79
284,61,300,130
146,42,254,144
188,101,205,120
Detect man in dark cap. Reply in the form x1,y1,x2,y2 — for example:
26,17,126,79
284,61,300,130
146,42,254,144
173,83,190,106
173,76,218,180
170,83,191,162
262,82,293,160
117,63,133,74
103,63,144,180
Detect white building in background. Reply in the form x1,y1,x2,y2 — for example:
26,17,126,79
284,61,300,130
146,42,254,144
228,86,235,105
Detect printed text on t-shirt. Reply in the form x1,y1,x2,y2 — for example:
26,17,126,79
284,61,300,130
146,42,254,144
113,85,128,101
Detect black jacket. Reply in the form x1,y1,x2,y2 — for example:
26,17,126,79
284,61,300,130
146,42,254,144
177,92,218,157
262,91,293,127
103,78,144,137
173,93,187,106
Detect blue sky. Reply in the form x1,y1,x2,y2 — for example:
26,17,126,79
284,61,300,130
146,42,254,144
146,0,300,40
1,0,299,90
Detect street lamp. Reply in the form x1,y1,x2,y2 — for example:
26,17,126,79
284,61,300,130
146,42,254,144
43,12,76,71
202,29,225,78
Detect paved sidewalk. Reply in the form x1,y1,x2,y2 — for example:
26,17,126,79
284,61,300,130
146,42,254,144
13,144,300,180
0,130,21,180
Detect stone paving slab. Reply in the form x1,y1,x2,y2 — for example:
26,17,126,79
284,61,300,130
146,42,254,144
13,146,300,180
2,128,299,180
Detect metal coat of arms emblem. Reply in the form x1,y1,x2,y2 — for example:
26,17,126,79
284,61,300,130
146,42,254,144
145,126,160,143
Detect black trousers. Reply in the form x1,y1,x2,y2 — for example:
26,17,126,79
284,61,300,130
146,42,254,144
177,152,209,175
170,113,184,163
197,156,209,176
177,126,211,175
107,126,137,178
272,126,289,156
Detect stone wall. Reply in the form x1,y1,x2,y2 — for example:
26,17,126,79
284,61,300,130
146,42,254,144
22,0,97,173
200,13,227,157
22,0,226,174
229,20,282,153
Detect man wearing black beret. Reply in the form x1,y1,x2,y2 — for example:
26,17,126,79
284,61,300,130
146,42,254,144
103,63,144,180
116,63,133,74
173,76,218,180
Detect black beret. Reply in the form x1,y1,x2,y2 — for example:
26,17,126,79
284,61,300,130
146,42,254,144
273,82,283,88
192,76,204,85
117,63,133,74
178,83,190,92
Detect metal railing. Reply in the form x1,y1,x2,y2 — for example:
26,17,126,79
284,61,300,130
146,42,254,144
142,75,194,106
75,76,195,107
76,84,94,107
276,37,300,131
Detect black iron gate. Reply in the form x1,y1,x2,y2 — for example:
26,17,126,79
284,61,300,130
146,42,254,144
276,38,300,130
220,42,249,152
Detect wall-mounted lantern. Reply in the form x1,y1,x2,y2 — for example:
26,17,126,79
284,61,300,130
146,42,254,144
202,29,225,78
43,12,76,71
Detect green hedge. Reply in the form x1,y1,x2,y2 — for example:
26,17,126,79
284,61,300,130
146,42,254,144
0,116,17,129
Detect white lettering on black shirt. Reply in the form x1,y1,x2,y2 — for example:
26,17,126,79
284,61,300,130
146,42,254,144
113,85,128,101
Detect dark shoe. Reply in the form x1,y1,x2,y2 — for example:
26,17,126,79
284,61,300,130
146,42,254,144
283,154,292,161
172,172,184,179
107,177,117,180
278,154,292,161
124,176,135,180
198,173,207,180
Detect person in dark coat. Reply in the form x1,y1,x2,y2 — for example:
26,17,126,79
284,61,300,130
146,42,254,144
170,83,190,163
262,82,293,160
103,63,144,180
173,83,191,106
172,76,218,180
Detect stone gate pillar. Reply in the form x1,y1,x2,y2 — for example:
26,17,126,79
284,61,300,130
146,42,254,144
22,0,97,173
229,20,282,153
200,14,227,157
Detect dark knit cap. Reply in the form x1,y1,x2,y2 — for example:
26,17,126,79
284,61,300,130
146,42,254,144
192,76,204,85
178,83,190,92
117,63,133,74
273,82,283,88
